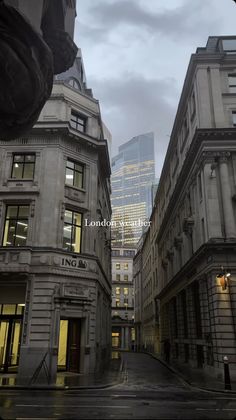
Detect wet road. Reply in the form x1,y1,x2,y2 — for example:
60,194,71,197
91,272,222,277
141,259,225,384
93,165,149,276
1,352,236,419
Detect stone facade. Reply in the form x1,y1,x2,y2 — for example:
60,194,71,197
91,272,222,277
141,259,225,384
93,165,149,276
111,248,135,351
0,59,112,384
135,36,236,380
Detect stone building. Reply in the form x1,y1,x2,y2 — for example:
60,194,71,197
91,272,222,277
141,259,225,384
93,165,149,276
0,53,112,384
133,210,159,354
111,248,135,351
136,36,236,380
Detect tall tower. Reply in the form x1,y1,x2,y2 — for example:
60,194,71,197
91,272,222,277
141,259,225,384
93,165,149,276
111,132,155,247
111,132,155,352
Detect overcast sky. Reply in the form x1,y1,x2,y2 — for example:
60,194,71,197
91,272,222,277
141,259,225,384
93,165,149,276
74,0,236,176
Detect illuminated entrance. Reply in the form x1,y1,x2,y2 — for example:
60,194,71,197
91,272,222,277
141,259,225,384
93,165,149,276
112,332,120,348
0,304,24,373
58,319,81,372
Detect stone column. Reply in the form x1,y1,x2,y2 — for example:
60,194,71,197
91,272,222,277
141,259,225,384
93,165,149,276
125,327,129,350
219,156,236,238
121,327,125,350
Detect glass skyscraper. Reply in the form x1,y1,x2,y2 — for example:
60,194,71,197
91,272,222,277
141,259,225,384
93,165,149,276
111,132,155,247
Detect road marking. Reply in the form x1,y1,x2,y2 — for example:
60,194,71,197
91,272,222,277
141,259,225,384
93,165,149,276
196,408,236,411
112,394,137,398
16,404,131,409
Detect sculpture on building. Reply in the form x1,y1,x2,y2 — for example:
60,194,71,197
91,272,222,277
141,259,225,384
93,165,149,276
0,0,77,140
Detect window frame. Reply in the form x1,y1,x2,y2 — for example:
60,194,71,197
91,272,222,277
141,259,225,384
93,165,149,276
65,159,84,189
63,209,83,253
3,204,30,247
70,111,87,133
11,153,36,180
228,74,236,93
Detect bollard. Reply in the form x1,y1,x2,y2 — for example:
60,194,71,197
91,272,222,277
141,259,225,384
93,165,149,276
223,355,231,390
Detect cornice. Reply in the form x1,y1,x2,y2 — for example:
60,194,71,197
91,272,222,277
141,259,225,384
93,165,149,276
156,240,236,300
157,128,236,243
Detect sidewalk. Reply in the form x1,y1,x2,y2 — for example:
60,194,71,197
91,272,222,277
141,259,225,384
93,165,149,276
150,352,236,393
0,357,123,390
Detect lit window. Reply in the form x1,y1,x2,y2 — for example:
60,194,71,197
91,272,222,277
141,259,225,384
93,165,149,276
70,111,86,133
228,74,236,93
11,154,35,179
65,159,84,189
116,299,120,307
3,205,29,247
124,274,129,281
124,263,129,270
116,287,120,295
116,274,120,281
124,288,128,295
116,263,120,270
63,210,82,253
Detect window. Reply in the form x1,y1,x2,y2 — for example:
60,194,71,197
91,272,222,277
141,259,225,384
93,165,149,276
124,274,129,281
228,74,236,93
68,78,81,90
232,111,236,126
124,263,129,270
70,111,86,133
123,250,135,257
63,210,82,253
116,274,120,281
222,39,236,54
115,287,120,295
112,250,120,257
190,90,196,117
198,173,202,200
115,299,120,307
124,288,128,295
11,154,35,179
124,298,128,307
3,205,29,246
65,159,84,189
116,263,120,270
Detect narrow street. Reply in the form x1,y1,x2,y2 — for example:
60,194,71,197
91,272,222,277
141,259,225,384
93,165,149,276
1,353,236,419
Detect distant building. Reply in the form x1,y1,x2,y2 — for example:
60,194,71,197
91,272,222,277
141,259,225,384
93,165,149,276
0,52,112,384
135,36,236,381
111,133,155,247
111,248,135,351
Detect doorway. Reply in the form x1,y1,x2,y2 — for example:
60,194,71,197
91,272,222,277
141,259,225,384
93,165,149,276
58,319,81,373
0,304,24,373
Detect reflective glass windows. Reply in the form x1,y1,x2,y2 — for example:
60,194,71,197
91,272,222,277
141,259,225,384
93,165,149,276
11,154,35,179
3,205,29,246
65,160,84,189
63,210,82,253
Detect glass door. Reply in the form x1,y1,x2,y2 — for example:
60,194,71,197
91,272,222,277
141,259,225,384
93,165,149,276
0,318,22,372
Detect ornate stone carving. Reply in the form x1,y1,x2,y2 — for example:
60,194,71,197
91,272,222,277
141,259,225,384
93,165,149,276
174,235,183,249
183,217,194,234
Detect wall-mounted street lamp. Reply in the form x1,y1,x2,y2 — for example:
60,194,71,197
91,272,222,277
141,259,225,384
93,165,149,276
216,266,231,290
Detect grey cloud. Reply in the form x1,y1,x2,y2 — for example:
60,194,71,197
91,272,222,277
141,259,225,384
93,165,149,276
90,74,178,174
84,0,220,41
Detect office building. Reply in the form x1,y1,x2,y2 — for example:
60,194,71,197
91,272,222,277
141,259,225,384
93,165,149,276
0,52,112,385
135,36,236,381
111,133,155,247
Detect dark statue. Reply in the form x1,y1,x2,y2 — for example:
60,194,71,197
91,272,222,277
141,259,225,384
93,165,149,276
0,0,77,140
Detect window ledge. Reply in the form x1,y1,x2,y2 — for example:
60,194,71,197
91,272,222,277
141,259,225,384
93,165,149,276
65,184,86,193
